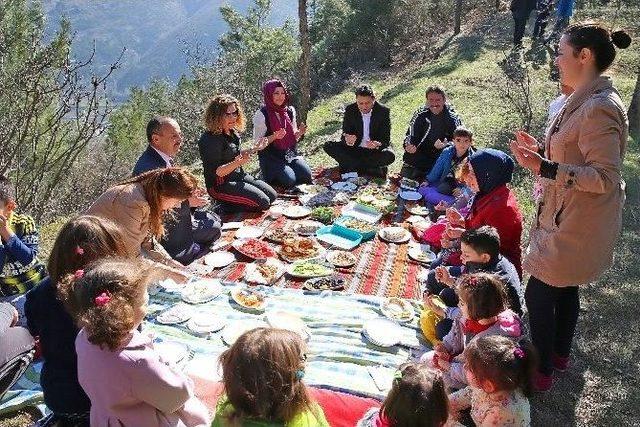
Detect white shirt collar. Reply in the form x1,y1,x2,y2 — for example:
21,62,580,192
151,146,173,167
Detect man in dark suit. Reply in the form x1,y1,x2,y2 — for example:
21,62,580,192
323,85,395,177
133,116,221,265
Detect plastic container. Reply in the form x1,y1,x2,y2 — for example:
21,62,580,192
340,202,383,223
315,224,363,250
334,215,376,241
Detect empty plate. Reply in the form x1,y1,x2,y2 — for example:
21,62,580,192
235,226,265,239
204,251,236,268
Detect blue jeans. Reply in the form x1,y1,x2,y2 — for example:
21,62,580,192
259,151,313,189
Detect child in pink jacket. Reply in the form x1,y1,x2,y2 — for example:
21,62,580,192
62,258,209,426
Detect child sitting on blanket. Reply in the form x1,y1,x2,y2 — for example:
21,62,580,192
447,335,536,426
25,216,131,426
67,258,209,427
425,226,523,316
357,362,449,427
213,327,329,427
422,273,523,390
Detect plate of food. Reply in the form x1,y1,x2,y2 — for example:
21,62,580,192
282,205,312,219
407,244,437,264
156,304,193,325
362,317,404,348
235,226,265,239
400,177,420,190
296,184,329,194
331,181,358,192
399,190,422,201
313,177,333,187
406,215,430,225
265,311,310,341
405,204,430,216
287,261,334,279
293,220,324,236
302,276,346,292
378,226,411,244
230,288,267,312
346,176,368,186
181,279,224,304
299,191,351,207
155,341,190,366
243,258,286,285
232,238,276,260
222,319,268,346
310,206,336,224
278,237,325,262
187,313,226,336
380,297,415,323
203,251,236,268
264,229,296,244
356,195,396,214
326,250,357,268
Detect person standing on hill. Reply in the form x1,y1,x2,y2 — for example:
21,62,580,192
323,85,395,178
511,0,537,47
510,22,631,391
400,86,462,181
133,116,221,265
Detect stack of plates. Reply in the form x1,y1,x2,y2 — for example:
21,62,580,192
187,313,226,336
362,317,404,347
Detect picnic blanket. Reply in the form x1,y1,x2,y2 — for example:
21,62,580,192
1,282,430,415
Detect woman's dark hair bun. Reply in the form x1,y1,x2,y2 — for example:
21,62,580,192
611,30,631,49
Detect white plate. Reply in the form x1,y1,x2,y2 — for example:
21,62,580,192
399,190,422,201
235,226,265,239
187,313,226,335
406,215,430,225
326,250,357,268
265,311,310,341
156,305,192,325
230,288,267,312
222,221,243,230
286,261,333,278
244,258,286,285
362,318,404,347
155,341,189,366
189,263,214,276
278,244,326,263
331,181,358,192
222,320,268,346
293,220,324,236
296,184,329,194
157,278,182,292
378,227,411,243
380,298,415,323
407,244,437,264
282,205,312,219
181,279,223,304
203,251,236,268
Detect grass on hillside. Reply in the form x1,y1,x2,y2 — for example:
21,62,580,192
2,6,639,427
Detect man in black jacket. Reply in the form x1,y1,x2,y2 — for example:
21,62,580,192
400,86,462,180
133,116,221,265
323,85,395,177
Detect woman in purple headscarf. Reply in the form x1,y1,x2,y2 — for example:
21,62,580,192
253,79,313,190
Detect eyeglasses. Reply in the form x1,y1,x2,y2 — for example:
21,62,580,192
224,110,240,117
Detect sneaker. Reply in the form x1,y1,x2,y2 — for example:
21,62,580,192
552,354,570,372
533,371,554,392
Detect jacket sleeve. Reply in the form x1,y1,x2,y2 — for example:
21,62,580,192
2,219,39,266
129,356,193,414
198,134,224,177
405,109,423,146
341,105,358,141
379,107,392,149
553,102,625,194
426,148,450,182
24,286,40,336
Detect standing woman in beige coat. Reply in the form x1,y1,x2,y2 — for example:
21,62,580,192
86,167,198,281
510,22,631,391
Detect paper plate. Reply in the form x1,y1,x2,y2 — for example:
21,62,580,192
326,250,357,268
405,204,430,216
235,226,265,239
362,318,404,347
204,251,236,268
157,278,182,292
378,226,411,244
407,245,437,264
282,205,312,219
380,297,415,323
156,305,192,325
265,311,311,340
243,258,286,285
331,181,358,192
221,221,243,230
181,279,223,304
232,239,276,260
399,190,422,201
155,341,189,366
187,313,226,335
222,319,268,346
230,288,267,312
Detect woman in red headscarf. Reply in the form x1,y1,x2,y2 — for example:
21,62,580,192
253,79,313,190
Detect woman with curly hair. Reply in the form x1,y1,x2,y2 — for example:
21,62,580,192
198,94,277,213
65,258,209,426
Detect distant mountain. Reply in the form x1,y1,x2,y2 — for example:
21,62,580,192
43,0,296,100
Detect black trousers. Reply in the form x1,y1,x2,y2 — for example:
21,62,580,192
209,174,277,213
533,0,553,38
526,276,580,375
513,15,529,45
323,141,395,174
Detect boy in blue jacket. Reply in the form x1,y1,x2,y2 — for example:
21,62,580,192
0,176,46,297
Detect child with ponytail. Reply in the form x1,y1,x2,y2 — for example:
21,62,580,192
66,258,209,426
447,335,536,426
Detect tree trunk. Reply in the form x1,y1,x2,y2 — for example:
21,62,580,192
628,67,640,141
298,0,311,123
454,0,463,35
